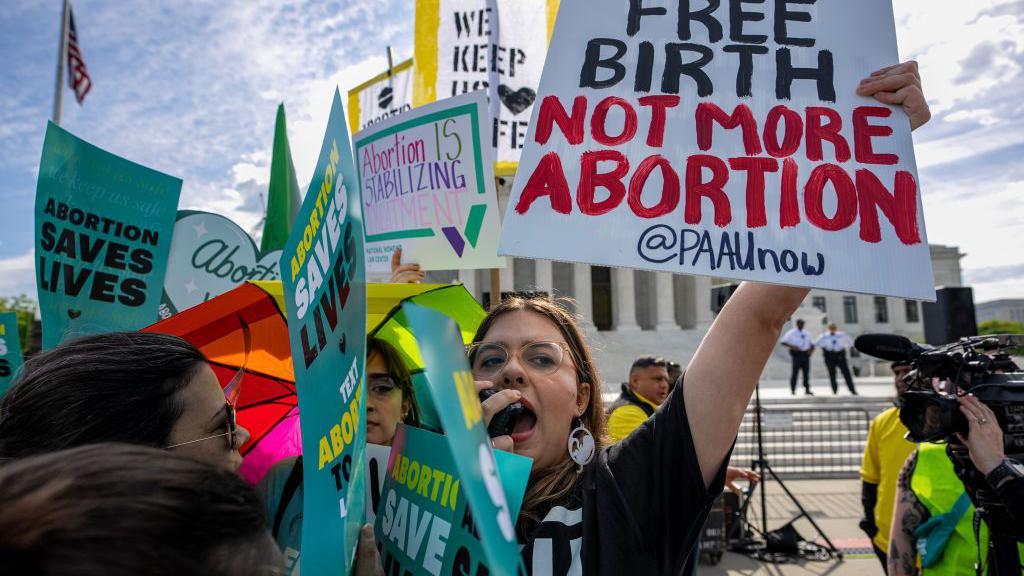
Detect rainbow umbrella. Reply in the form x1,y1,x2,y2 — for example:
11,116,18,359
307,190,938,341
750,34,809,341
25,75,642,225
145,282,297,484
146,281,485,483
255,281,486,432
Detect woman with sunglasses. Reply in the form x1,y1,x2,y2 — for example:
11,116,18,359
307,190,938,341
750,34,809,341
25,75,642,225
259,337,421,575
0,331,250,471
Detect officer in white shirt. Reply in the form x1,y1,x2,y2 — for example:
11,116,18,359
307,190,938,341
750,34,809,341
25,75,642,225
814,323,858,395
780,319,815,395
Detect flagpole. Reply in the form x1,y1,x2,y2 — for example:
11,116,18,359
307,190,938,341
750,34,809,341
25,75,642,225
52,0,70,125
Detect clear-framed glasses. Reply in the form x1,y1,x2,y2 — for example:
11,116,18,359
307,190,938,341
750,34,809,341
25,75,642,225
466,341,573,379
368,374,401,399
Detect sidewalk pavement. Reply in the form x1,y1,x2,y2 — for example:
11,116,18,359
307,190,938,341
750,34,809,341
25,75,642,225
602,377,897,403
697,478,885,576
757,376,895,401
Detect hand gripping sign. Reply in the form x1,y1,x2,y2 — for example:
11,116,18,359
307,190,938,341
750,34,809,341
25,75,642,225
498,0,934,300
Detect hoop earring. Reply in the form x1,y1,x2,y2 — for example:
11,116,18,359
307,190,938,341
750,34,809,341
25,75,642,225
567,417,595,472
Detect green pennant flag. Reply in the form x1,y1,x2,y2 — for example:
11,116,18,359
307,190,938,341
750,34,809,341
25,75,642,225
260,103,302,253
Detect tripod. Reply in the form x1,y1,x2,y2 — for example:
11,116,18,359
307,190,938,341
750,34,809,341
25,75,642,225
730,381,842,560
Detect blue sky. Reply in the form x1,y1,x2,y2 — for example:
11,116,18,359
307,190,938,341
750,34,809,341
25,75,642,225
1,0,1023,303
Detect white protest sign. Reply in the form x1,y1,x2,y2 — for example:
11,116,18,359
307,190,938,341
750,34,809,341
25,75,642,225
348,59,415,134
354,91,504,274
365,443,391,526
160,211,282,318
498,0,934,300
414,0,559,176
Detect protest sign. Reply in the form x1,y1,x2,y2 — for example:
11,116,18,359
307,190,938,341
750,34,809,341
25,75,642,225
403,302,526,574
34,122,181,349
160,210,282,318
278,88,366,576
414,0,559,176
366,443,392,527
366,439,529,530
348,58,415,134
498,0,934,300
0,313,25,395
354,91,504,274
375,425,531,576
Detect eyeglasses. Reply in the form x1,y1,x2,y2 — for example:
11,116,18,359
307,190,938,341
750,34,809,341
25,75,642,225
368,374,402,399
166,318,249,452
166,401,239,451
466,341,573,379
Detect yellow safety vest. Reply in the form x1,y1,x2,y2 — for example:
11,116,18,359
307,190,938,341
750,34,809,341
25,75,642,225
910,443,1024,575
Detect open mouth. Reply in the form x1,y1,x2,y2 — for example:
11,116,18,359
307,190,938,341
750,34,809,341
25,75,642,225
509,406,537,443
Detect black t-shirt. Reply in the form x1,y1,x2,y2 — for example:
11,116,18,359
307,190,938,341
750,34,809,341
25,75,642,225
520,378,731,575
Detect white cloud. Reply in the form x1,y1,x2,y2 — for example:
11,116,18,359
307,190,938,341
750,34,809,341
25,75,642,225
1,0,1022,308
0,249,37,298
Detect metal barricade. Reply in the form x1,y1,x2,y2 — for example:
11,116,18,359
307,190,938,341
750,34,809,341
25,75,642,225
729,406,871,479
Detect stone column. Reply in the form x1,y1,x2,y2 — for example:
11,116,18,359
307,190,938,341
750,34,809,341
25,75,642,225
498,258,514,296
694,275,714,329
613,267,640,331
573,263,593,324
655,273,678,331
534,259,553,297
458,268,476,300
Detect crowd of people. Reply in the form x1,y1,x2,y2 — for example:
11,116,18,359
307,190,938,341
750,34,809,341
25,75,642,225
5,60,1020,576
781,320,858,396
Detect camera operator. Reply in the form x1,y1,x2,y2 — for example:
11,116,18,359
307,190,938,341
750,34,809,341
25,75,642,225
860,361,916,573
888,442,980,576
955,394,1024,525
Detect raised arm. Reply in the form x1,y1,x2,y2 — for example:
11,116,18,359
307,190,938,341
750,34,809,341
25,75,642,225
684,282,807,486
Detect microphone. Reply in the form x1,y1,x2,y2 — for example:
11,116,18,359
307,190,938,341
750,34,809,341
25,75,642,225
854,333,923,362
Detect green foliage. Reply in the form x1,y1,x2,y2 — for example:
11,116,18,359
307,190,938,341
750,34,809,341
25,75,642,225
978,320,1024,356
978,319,1024,336
0,295,36,352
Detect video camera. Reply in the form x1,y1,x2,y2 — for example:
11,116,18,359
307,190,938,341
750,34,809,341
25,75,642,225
855,333,1024,456
856,333,1024,567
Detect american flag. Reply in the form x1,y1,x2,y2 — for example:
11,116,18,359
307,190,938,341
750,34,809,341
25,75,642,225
66,6,91,104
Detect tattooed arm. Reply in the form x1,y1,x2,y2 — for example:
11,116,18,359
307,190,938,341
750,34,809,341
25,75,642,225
888,452,929,576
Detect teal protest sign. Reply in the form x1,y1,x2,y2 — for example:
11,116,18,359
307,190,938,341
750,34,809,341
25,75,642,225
0,312,25,394
278,89,366,576
34,122,181,349
160,210,282,319
375,425,531,576
402,303,527,575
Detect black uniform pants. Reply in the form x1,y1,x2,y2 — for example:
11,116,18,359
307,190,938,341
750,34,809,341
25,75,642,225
789,350,810,393
824,350,856,393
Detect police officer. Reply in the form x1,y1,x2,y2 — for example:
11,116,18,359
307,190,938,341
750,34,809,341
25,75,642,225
815,323,857,395
780,319,814,395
